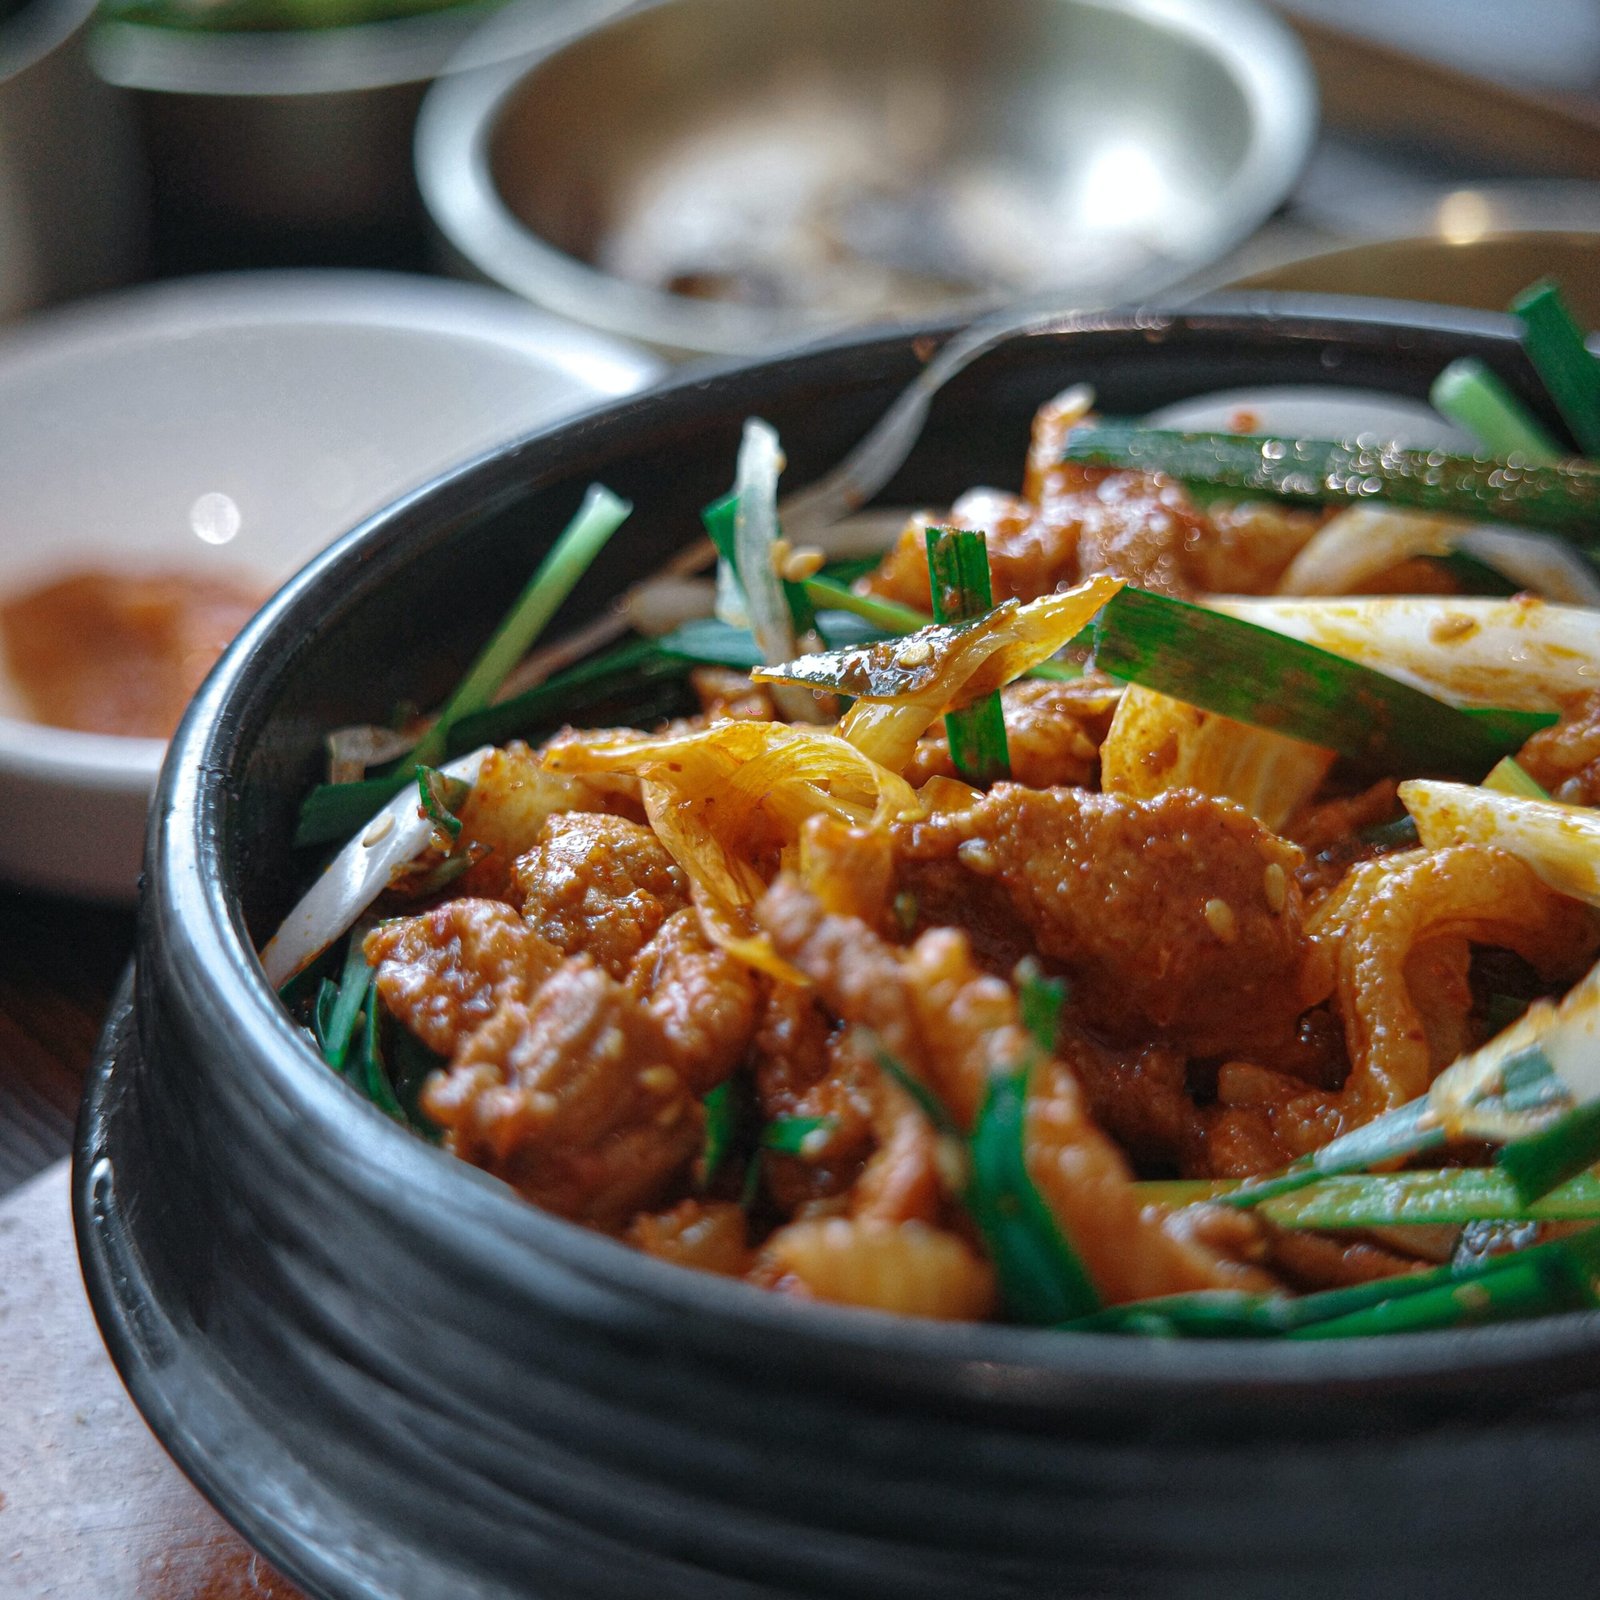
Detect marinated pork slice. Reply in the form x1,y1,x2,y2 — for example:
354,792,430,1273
757,878,1273,1303
895,784,1313,1055
513,811,688,978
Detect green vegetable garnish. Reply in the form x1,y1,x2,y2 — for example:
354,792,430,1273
411,485,631,769
1091,587,1554,778
924,526,1010,786
1139,1167,1600,1228
699,1082,736,1185
320,924,375,1076
415,766,468,841
1061,424,1600,540
967,1052,1100,1324
760,1116,837,1155
1430,357,1560,462
1511,279,1600,457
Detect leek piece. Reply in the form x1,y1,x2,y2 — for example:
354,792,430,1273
415,766,468,841
1430,358,1561,461
802,575,931,633
862,1031,961,1138
760,1115,836,1155
1483,757,1552,800
1511,279,1600,457
1140,1167,1600,1227
924,526,1009,785
1215,1098,1447,1210
410,485,632,769
1286,1230,1600,1339
448,635,694,754
321,927,374,1076
1211,595,1600,714
1061,425,1600,539
295,773,416,851
359,993,406,1121
1499,1097,1600,1205
699,1082,736,1185
967,1053,1101,1323
1092,587,1552,778
1016,961,1066,1056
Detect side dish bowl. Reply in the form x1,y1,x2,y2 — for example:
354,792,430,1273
78,298,1600,1600
0,269,660,900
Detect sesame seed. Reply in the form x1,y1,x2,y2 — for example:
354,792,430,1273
798,1127,831,1159
896,639,932,667
1262,862,1288,914
1204,898,1237,943
781,546,825,582
957,838,998,873
639,1066,678,1094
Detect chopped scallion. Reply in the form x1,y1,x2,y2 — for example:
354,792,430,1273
925,526,1010,786
1091,587,1552,778
1511,279,1600,457
967,1053,1100,1323
410,485,632,769
1061,425,1600,540
1430,357,1560,462
760,1115,836,1155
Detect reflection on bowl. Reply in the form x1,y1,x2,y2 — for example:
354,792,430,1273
418,0,1316,358
0,270,661,900
78,298,1600,1600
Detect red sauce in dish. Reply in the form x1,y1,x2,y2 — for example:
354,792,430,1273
0,568,267,739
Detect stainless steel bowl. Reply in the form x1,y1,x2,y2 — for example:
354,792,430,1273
90,2,504,252
417,0,1317,360
0,0,145,318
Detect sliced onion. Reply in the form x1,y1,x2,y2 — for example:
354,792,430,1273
259,747,490,989
1211,596,1600,711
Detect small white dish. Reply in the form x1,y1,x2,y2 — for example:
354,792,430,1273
0,269,662,901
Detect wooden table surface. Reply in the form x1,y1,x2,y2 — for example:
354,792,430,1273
0,884,306,1599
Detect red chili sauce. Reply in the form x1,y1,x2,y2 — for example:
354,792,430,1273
0,569,267,739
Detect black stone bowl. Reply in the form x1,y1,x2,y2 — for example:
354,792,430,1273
76,298,1600,1600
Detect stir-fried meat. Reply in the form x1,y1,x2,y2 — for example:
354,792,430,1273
755,1217,999,1321
454,740,642,899
380,901,759,1229
513,811,688,978
421,957,704,1229
864,469,1204,610
895,784,1313,1055
365,899,561,1058
1518,690,1600,806
688,665,777,723
625,908,761,1095
757,878,1273,1303
1309,845,1597,1120
627,1199,751,1276
904,675,1122,792
1181,499,1326,594
1061,1030,1197,1173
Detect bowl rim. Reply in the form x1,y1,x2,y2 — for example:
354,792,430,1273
147,294,1600,1395
0,267,663,799
90,0,503,95
414,0,1319,359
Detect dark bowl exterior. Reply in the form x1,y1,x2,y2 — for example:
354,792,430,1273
78,299,1600,1600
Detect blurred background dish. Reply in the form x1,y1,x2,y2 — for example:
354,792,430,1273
90,0,507,272
0,269,661,902
0,0,145,319
416,0,1317,360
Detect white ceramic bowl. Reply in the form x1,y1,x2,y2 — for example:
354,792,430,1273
0,269,661,901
